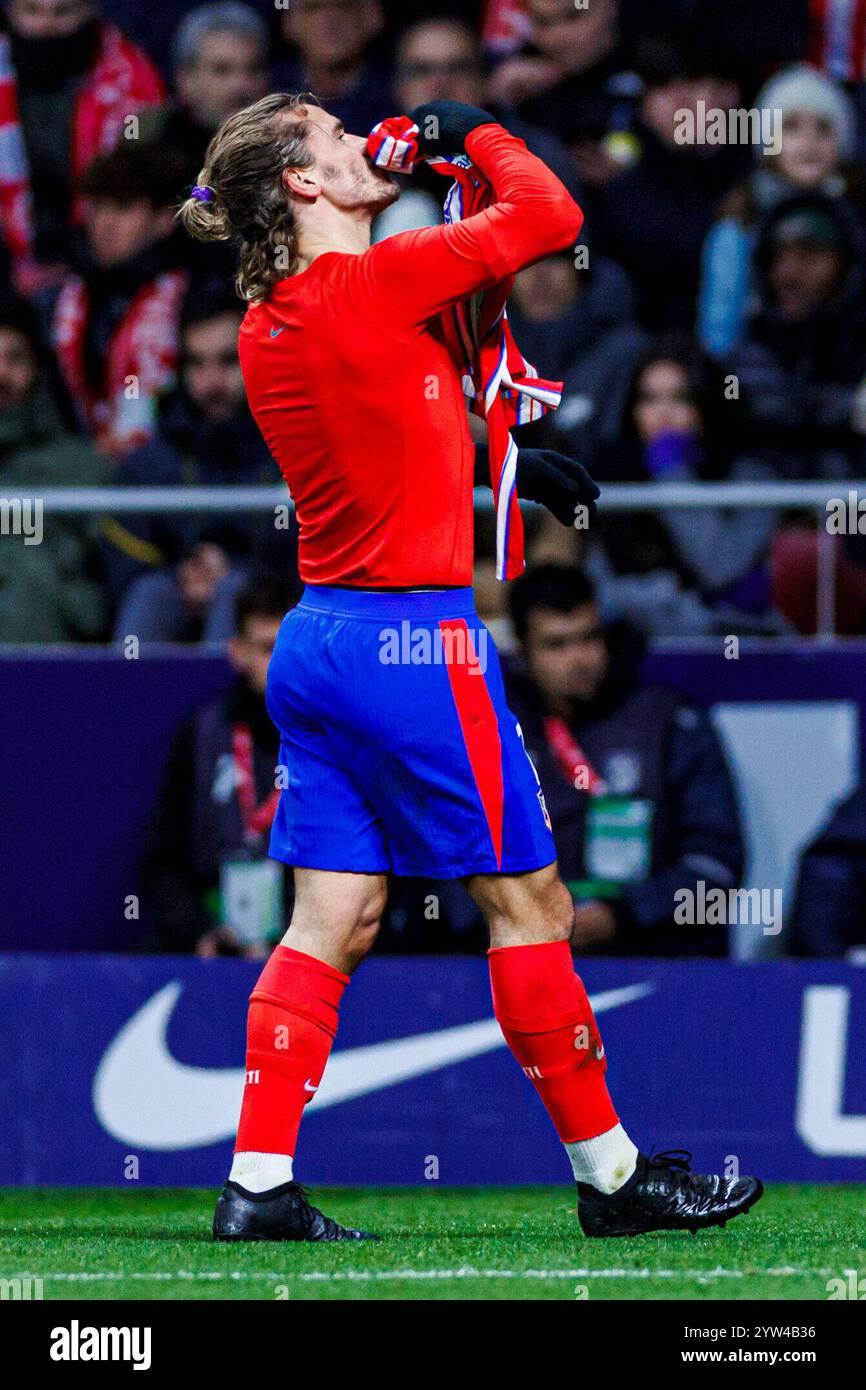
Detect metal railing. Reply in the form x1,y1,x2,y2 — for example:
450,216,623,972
7,479,861,513
4,479,866,638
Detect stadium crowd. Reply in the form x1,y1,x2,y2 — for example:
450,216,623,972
1,0,866,641
2,0,866,957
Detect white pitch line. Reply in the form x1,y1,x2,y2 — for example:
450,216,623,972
11,1266,830,1284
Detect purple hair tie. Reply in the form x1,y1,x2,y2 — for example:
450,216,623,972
191,184,215,202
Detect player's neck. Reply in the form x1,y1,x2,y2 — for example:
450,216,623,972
295,208,373,271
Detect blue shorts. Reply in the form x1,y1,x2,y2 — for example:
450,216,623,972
266,585,556,878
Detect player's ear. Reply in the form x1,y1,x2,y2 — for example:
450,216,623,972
282,166,320,200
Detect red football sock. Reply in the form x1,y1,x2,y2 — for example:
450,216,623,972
488,940,618,1142
234,945,348,1157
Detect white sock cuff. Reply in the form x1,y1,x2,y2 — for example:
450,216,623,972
565,1123,639,1194
229,1151,294,1193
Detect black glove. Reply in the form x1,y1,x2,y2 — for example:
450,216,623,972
515,448,600,526
409,100,497,157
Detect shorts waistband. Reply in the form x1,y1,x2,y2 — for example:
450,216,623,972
297,585,478,623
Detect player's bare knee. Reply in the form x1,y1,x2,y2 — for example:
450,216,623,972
343,916,381,970
470,865,575,946
545,879,576,943
341,879,387,963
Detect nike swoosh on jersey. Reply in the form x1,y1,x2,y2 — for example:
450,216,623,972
269,326,285,337
92,981,653,1150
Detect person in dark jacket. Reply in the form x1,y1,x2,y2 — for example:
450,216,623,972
50,141,191,456
790,785,866,957
487,0,642,169
153,2,269,184
373,16,584,241
504,563,745,956
507,248,647,464
105,291,293,641
138,3,270,291
0,0,164,298
0,296,109,642
139,573,300,954
732,191,866,478
273,0,395,138
586,36,751,330
585,332,782,637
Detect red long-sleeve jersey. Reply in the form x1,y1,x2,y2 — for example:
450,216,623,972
238,123,583,588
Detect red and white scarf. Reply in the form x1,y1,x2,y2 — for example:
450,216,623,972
367,116,563,581
0,24,164,277
52,269,189,455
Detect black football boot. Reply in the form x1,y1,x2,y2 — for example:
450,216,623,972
577,1150,763,1238
213,1180,380,1242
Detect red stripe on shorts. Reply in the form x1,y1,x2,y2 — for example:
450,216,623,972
440,618,503,869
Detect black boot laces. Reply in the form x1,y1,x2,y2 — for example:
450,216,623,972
286,1182,347,1239
647,1148,693,1177
644,1149,723,1210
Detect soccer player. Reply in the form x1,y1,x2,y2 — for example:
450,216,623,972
181,94,763,1241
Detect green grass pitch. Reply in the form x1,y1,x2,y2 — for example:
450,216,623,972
2,1186,863,1301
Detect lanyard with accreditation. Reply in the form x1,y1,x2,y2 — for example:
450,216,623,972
219,724,284,946
542,716,654,900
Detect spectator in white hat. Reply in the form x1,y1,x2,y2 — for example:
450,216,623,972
698,63,859,358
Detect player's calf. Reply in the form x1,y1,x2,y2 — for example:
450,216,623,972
471,865,641,1195
214,869,387,1241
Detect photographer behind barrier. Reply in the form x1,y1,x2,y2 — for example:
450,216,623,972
504,564,745,956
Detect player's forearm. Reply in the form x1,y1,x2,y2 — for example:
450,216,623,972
463,123,584,275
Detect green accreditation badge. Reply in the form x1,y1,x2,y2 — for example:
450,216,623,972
570,796,654,901
219,855,284,949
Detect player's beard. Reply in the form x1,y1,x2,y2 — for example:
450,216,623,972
322,159,399,213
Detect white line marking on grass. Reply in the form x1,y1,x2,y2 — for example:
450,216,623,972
12,1266,830,1284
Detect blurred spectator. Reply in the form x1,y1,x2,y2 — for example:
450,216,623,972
503,564,744,955
377,15,582,240
791,784,866,956
487,0,642,165
50,142,190,456
139,3,270,289
733,192,866,478
588,334,780,635
0,296,108,642
0,0,164,299
643,0,808,75
139,573,299,955
140,3,270,196
274,0,395,136
507,249,646,463
107,292,288,642
699,65,859,358
587,37,751,330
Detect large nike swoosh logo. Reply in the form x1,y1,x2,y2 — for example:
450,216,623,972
93,981,653,1150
